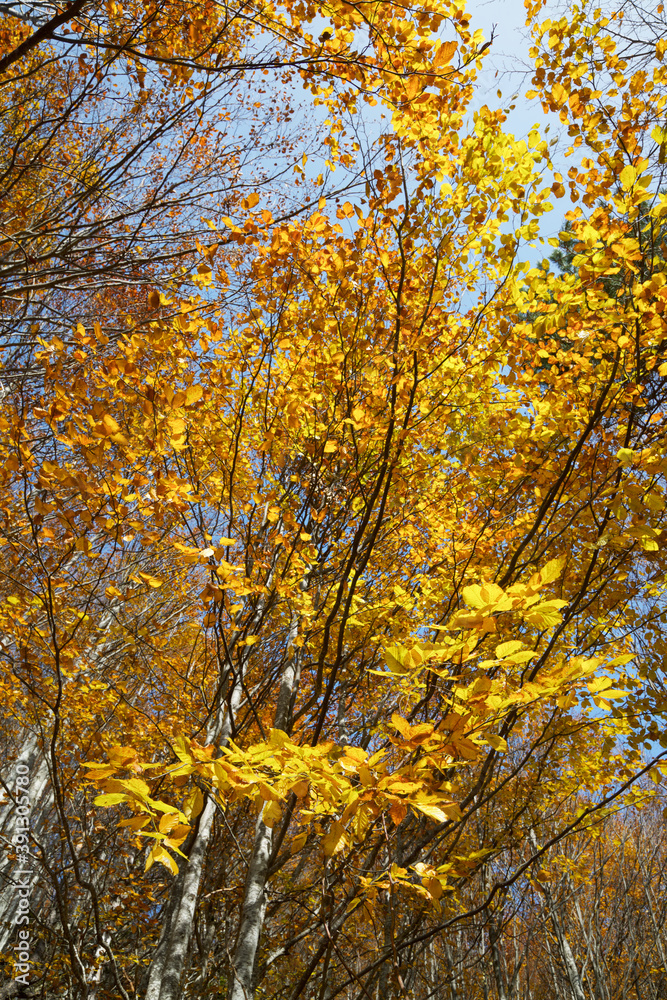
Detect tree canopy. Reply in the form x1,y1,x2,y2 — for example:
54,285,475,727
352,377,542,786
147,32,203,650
1,1,667,998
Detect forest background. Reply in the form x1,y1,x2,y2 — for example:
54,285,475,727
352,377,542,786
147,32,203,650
1,0,667,998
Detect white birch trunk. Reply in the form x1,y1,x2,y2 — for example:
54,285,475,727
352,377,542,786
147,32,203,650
0,604,126,952
0,734,51,953
226,622,301,1000
488,918,508,1000
144,669,243,1000
227,815,273,1000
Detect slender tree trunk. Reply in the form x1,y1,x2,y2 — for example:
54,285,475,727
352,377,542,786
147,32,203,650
639,855,667,971
488,915,508,1000
443,939,460,1000
226,620,301,1000
145,794,220,1000
544,932,565,1000
228,815,273,1000
573,897,605,1000
1,613,127,954
145,654,244,1000
546,896,587,1000
479,922,490,1000
0,733,51,952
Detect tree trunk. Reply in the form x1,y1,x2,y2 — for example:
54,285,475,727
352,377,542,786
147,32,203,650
145,652,244,1000
226,624,301,1000
488,914,508,1000
227,815,273,1000
0,734,51,953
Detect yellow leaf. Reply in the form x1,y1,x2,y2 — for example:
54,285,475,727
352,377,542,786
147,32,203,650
94,792,128,806
642,536,660,552
81,762,116,777
118,815,150,831
462,584,485,608
158,812,181,835
535,556,566,586
404,75,420,102
495,640,524,658
433,40,457,69
551,82,566,106
185,385,203,405
506,651,538,664
262,800,282,827
259,781,280,801
587,676,612,694
147,845,179,875
101,414,120,435
336,202,355,219
480,583,506,605
269,728,290,747
290,830,308,854
385,645,424,674
119,777,151,800
412,801,449,823
524,600,567,628
619,164,636,190
107,746,139,767
391,713,412,739
183,787,204,820
322,820,346,856
425,876,444,900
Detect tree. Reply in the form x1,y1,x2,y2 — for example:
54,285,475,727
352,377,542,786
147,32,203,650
2,0,667,998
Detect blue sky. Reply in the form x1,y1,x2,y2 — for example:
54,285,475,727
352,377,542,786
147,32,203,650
466,0,572,258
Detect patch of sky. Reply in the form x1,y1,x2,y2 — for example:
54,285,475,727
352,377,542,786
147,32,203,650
465,0,572,257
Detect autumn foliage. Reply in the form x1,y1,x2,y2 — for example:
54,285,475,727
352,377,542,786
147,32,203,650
1,0,667,998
